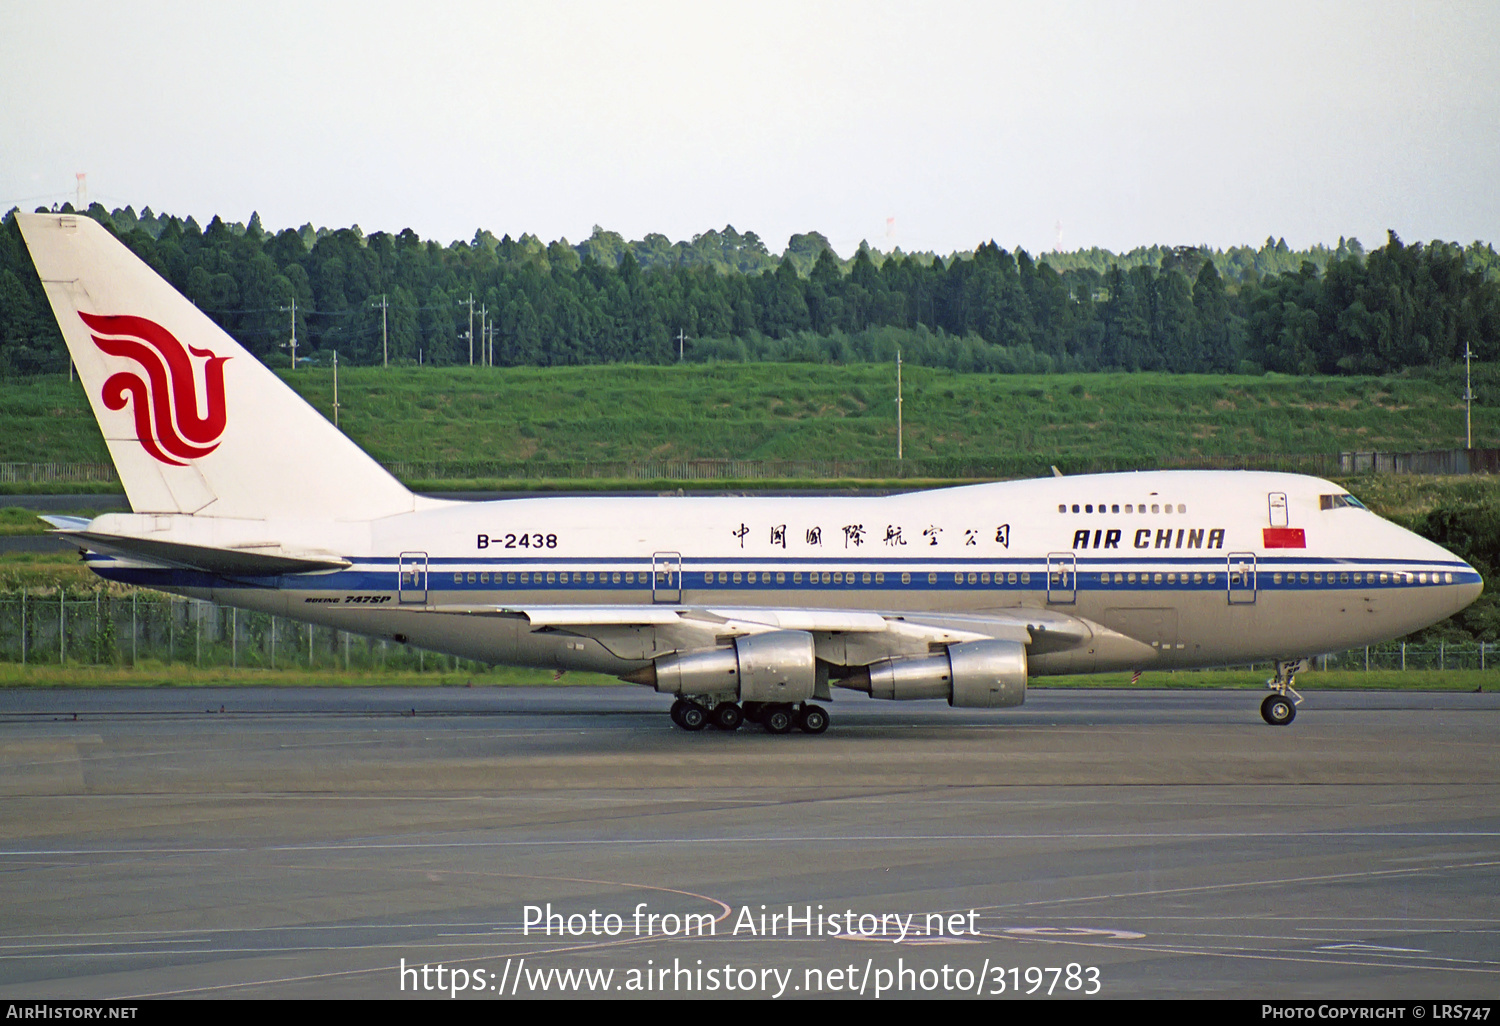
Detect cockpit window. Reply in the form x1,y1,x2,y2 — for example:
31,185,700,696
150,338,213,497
1320,494,1366,511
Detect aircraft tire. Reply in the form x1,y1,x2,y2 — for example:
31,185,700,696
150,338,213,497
710,702,744,731
762,705,793,734
1260,694,1296,726
679,701,709,731
742,701,765,723
796,705,829,734
669,699,688,727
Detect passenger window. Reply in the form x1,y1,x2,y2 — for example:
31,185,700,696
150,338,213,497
1009,572,1018,585
1151,504,1159,513
1112,504,1119,513
874,572,883,584
624,572,633,584
1340,573,1348,584
1086,505,1093,513
732,572,742,584
453,573,462,584
547,573,556,584
778,572,787,584
1125,504,1133,513
1154,573,1163,584
1072,504,1080,513
954,573,964,584
1020,572,1030,584
1193,573,1202,584
1178,504,1186,513
1058,504,1066,513
1207,573,1216,584
560,573,569,584
1167,573,1176,584
967,573,977,584
1313,573,1321,584
508,573,516,584
928,572,938,584
586,572,595,583
1127,573,1136,583
1445,572,1453,583
1274,573,1282,584
980,573,990,584
901,572,911,585
793,572,803,584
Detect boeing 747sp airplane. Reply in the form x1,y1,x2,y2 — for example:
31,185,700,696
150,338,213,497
16,212,1484,733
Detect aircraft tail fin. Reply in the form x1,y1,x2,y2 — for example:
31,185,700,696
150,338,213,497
17,212,416,521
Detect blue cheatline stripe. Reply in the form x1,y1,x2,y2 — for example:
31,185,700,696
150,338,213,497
88,560,1479,595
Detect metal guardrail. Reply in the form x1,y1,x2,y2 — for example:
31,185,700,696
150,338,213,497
0,448,1492,486
1339,448,1500,475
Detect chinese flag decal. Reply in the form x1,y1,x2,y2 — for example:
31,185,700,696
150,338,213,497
1263,528,1306,549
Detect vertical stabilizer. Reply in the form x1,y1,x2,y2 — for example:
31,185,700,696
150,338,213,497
17,213,416,520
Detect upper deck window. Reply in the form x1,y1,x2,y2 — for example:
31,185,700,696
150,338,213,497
1320,494,1367,511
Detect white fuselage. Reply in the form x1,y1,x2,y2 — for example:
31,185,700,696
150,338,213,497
88,470,1482,677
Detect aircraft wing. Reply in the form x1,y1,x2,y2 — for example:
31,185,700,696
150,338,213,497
422,602,1123,666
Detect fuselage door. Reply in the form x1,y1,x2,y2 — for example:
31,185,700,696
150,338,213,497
1047,552,1077,604
1268,492,1289,527
652,551,682,604
398,551,429,605
1227,552,1257,604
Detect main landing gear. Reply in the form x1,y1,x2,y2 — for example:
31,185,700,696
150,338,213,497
1261,660,1304,726
669,698,829,735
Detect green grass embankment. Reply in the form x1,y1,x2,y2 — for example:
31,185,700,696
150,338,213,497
0,365,1492,473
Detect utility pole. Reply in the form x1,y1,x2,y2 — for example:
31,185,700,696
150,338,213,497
1464,341,1474,449
677,328,688,362
480,304,488,367
281,298,297,368
379,294,388,368
332,351,340,426
896,349,904,461
467,293,474,366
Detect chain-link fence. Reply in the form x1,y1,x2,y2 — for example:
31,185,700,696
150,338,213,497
0,588,1492,676
0,590,475,673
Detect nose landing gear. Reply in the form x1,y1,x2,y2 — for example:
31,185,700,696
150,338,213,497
1261,660,1303,725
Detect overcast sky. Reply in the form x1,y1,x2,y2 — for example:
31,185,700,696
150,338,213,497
2,1,1497,258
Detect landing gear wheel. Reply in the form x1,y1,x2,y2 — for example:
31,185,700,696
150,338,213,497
762,705,793,734
678,701,709,731
796,704,829,735
1261,693,1296,726
669,698,688,727
710,702,744,731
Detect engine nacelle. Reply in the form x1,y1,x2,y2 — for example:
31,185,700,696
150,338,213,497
644,630,817,704
859,640,1027,708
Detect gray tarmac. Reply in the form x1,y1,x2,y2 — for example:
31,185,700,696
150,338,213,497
0,685,1497,1000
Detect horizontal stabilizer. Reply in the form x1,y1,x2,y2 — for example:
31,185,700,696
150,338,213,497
55,530,350,576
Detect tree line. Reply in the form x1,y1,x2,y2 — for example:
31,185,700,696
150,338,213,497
1,204,1496,377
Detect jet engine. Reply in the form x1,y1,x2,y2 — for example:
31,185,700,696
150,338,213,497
623,630,817,704
840,639,1027,708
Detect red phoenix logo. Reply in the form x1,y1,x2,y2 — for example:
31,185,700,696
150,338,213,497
79,312,230,466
